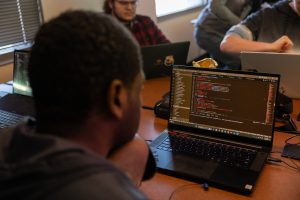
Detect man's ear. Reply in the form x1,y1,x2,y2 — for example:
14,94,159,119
107,79,128,119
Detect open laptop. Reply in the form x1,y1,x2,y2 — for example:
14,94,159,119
0,50,35,128
150,66,280,194
241,51,300,99
141,41,190,79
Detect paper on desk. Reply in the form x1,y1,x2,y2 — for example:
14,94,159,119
0,84,12,94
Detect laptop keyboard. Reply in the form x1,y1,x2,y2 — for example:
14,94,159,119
157,132,257,169
0,109,23,128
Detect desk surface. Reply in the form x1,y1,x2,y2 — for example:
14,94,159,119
139,76,300,200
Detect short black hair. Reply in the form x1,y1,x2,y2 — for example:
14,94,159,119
103,0,113,14
28,11,142,129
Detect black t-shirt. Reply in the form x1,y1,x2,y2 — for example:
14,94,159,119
242,0,300,46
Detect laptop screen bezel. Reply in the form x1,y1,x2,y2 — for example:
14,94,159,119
167,65,280,148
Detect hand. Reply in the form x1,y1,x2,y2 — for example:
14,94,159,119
271,36,294,53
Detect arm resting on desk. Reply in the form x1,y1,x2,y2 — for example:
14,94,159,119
108,134,156,186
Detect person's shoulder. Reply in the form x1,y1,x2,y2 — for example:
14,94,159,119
43,149,148,199
135,14,152,20
0,121,34,155
135,14,154,23
243,0,289,21
272,0,290,8
266,0,291,13
249,0,295,21
46,170,148,200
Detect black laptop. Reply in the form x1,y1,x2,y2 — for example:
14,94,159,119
141,41,190,79
0,50,35,128
150,66,280,194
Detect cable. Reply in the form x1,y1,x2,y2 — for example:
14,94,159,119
267,157,281,163
142,105,154,110
275,129,300,134
281,159,300,172
169,183,204,200
267,156,300,172
284,135,300,160
285,135,300,145
281,135,300,171
274,115,299,133
289,157,300,169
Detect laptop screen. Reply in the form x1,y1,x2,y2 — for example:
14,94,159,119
169,66,279,143
13,50,32,96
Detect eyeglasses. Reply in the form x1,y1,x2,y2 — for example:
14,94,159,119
115,0,138,7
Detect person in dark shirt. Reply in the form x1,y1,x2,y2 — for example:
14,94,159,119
220,0,299,54
194,0,276,69
0,11,155,199
103,0,170,46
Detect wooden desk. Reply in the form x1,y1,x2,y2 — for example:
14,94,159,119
139,77,300,200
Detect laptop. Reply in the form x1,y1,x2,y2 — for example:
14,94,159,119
241,51,300,99
150,66,280,194
141,41,190,79
0,50,35,128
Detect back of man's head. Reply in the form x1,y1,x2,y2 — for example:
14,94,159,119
28,11,142,131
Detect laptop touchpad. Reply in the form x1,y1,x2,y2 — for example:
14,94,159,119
167,154,217,179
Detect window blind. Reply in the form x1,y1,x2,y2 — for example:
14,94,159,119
0,0,42,56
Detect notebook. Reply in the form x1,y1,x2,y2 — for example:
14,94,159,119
141,41,190,79
241,51,300,99
150,66,280,194
0,50,35,128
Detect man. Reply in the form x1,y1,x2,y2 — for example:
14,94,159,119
220,0,299,54
194,0,276,69
0,11,155,199
103,0,170,46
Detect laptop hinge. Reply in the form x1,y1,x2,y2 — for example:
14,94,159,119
170,129,267,150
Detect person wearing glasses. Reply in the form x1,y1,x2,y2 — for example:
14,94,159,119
103,0,170,46
220,0,300,54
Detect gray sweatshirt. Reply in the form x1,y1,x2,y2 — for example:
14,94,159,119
0,123,151,200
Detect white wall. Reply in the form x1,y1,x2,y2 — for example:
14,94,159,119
41,0,103,21
137,0,204,62
41,0,204,61
156,10,204,62
41,0,156,22
136,0,156,20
